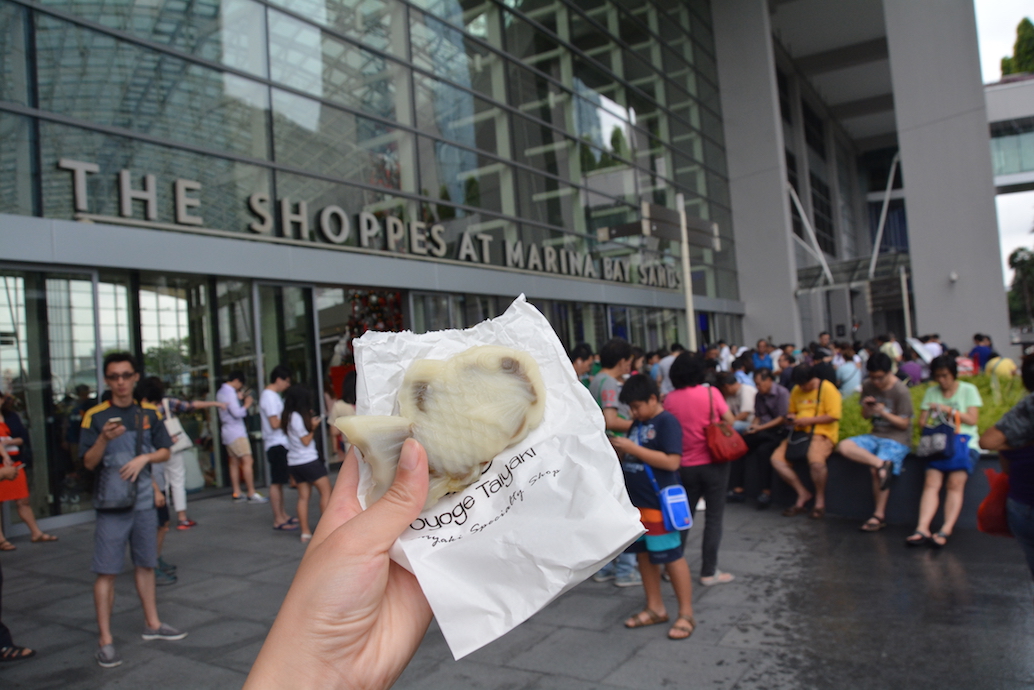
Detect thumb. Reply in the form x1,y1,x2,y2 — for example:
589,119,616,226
347,438,429,555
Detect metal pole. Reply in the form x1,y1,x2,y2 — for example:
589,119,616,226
868,152,900,281
675,193,697,351
899,264,912,340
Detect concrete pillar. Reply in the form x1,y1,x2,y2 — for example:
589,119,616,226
712,0,802,346
883,0,1010,352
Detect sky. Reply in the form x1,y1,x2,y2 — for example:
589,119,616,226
973,0,1034,287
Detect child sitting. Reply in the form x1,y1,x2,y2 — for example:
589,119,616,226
609,374,696,640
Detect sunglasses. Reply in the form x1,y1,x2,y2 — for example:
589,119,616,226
105,372,136,381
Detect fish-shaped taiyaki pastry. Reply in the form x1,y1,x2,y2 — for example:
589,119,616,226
336,345,546,509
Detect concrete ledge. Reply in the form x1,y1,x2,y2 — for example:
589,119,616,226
737,452,997,530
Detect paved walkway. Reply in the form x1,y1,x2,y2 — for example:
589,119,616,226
1,489,1032,689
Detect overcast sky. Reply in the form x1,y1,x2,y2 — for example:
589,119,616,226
974,0,1034,287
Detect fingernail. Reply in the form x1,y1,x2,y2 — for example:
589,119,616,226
399,439,419,471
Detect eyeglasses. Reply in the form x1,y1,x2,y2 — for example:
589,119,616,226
105,372,136,381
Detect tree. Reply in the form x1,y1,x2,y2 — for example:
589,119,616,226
1001,18,1034,76
1008,247,1034,326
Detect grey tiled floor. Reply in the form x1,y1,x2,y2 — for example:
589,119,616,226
2,488,1032,689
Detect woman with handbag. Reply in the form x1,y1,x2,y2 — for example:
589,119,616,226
663,353,739,586
770,365,843,520
0,391,58,548
907,355,982,548
979,351,1034,581
139,378,227,530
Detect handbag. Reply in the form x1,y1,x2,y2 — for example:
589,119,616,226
642,464,692,532
704,387,748,463
0,462,30,502
928,432,973,473
917,411,957,460
163,399,194,454
93,409,143,512
786,381,823,463
977,468,1012,537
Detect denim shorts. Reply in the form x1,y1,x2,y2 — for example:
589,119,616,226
625,531,684,565
847,434,910,475
92,508,158,574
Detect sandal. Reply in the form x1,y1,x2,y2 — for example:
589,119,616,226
931,531,950,548
782,505,809,517
860,516,887,532
300,533,312,544
878,461,893,491
667,615,696,641
31,533,58,543
0,539,15,551
906,531,930,547
273,521,299,531
624,609,669,629
809,507,825,520
0,646,36,662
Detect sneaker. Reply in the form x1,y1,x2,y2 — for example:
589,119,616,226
700,570,735,586
155,569,178,587
142,624,187,641
592,568,616,583
614,571,643,588
232,493,247,503
756,492,772,510
157,557,177,573
247,493,269,504
95,643,122,668
176,519,197,530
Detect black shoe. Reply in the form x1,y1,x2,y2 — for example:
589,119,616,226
756,492,772,510
726,490,747,504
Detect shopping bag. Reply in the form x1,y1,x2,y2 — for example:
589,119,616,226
704,387,747,463
977,468,1012,537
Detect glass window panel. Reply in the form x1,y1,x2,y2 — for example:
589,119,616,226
703,138,727,177
267,0,408,56
571,55,622,104
0,112,33,215
39,0,269,77
418,136,511,214
413,73,506,157
408,0,498,42
701,107,724,146
35,15,271,160
502,9,563,83
272,89,415,192
672,150,706,196
512,114,574,181
0,1,28,104
515,168,579,230
40,121,272,232
507,59,568,129
268,8,406,123
410,11,506,102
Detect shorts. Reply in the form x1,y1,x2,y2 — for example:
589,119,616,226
92,508,158,574
156,504,170,527
226,436,252,458
771,434,834,466
267,445,290,485
288,459,328,484
625,532,684,565
846,435,910,475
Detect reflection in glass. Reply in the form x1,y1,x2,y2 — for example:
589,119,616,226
0,113,34,215
410,10,504,101
0,1,28,104
418,136,512,215
267,0,407,56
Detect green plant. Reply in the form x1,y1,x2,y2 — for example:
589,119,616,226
837,374,1026,447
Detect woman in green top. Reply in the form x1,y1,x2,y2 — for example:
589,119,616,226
906,356,982,548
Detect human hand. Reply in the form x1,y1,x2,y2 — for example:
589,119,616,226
311,416,322,429
120,455,150,482
243,396,254,408
245,441,433,690
0,464,16,481
154,487,166,508
216,402,228,410
785,413,796,424
102,420,125,441
609,436,634,454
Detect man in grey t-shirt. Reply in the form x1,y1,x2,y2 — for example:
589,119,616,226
838,352,914,532
655,343,685,398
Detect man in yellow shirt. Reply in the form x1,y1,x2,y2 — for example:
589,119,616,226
770,365,842,519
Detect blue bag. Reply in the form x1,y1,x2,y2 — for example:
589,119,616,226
643,465,692,532
928,434,974,474
917,411,956,461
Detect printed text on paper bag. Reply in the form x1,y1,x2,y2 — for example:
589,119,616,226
409,446,559,543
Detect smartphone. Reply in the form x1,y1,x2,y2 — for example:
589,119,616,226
107,417,123,426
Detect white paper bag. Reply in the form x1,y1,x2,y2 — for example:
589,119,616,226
351,295,644,659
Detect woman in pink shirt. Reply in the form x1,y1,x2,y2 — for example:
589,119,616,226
664,353,737,586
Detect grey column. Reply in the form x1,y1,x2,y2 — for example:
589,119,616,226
883,0,1010,351
712,0,802,346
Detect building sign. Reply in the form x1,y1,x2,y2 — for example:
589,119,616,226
58,159,681,289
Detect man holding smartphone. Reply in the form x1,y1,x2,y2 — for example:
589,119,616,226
81,352,185,668
838,352,914,532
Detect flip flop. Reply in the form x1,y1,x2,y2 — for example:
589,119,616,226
300,533,312,544
906,531,930,547
31,533,58,543
0,646,35,662
860,516,887,532
288,516,299,524
782,505,809,517
0,540,15,551
931,531,950,548
624,609,669,629
273,521,299,531
809,507,826,520
667,615,696,641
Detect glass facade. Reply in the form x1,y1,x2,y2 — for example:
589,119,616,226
0,0,735,299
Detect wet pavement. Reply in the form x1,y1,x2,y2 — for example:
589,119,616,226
1,491,1032,689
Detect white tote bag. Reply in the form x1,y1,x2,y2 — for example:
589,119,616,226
162,399,194,454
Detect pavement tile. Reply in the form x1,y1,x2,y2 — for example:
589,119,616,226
508,628,645,681
396,660,541,690
602,644,756,689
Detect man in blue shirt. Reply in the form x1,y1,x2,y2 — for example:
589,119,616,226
969,333,995,371
752,340,773,372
